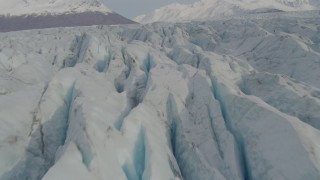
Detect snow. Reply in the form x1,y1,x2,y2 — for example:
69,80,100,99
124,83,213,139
0,10,320,180
0,0,112,17
134,0,320,23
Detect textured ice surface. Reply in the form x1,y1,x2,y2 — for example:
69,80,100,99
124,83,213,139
0,11,320,180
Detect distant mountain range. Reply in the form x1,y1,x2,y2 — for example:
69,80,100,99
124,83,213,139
0,0,136,32
134,0,320,23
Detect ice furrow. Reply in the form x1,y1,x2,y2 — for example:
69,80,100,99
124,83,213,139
95,49,112,73
115,53,154,130
211,76,320,179
63,33,89,68
166,94,179,160
28,83,48,136
166,94,188,180
114,48,134,93
239,72,320,130
166,93,226,180
210,77,250,180
1,78,76,180
133,128,146,180
206,104,224,159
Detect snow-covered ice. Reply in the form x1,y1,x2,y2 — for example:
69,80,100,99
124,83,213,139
0,10,320,180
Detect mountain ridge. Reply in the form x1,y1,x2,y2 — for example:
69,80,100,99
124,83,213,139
0,0,111,16
134,0,320,23
0,0,136,32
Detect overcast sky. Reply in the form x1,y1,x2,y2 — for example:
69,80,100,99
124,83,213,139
102,0,197,18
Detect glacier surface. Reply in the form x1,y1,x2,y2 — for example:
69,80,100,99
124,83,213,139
0,11,320,180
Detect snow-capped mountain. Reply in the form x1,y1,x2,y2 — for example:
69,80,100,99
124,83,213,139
134,0,320,23
0,0,136,32
0,0,111,16
0,10,320,180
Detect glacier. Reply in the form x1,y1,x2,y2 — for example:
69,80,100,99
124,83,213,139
0,11,320,180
